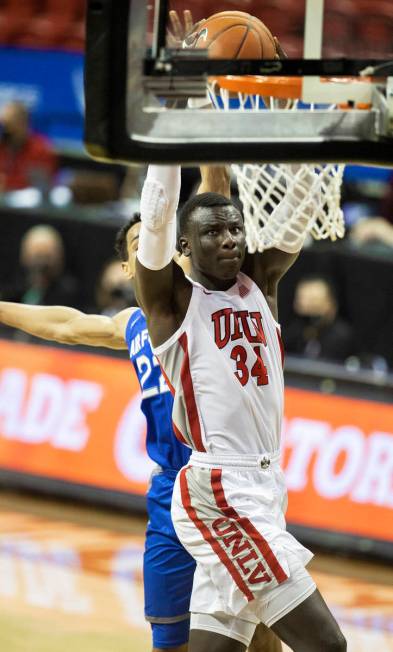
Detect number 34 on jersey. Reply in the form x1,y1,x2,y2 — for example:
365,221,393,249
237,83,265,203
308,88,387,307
212,308,269,387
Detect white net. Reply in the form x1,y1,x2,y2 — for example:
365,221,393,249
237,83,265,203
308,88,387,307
233,162,345,253
208,81,346,253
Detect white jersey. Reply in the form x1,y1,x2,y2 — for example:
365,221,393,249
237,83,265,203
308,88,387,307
154,272,284,456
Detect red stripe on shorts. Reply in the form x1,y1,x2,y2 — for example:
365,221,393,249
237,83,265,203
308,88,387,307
179,466,254,602
211,468,288,584
178,333,206,452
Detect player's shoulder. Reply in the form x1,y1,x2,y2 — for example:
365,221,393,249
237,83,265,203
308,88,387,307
125,306,146,342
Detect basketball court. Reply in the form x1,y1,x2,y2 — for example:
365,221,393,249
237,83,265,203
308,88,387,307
0,491,392,652
0,0,392,650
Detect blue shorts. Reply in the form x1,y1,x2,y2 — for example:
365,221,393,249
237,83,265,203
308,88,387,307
144,469,196,649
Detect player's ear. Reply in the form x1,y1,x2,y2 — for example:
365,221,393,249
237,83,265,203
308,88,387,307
178,235,191,257
122,260,134,279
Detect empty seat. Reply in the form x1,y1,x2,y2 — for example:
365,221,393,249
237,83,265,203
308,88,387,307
13,0,82,49
0,0,38,45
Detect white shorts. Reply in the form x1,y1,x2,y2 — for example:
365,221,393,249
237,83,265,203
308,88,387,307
171,451,315,642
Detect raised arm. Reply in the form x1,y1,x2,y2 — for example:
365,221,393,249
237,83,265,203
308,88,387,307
135,165,191,347
0,302,133,349
244,165,317,320
198,165,231,198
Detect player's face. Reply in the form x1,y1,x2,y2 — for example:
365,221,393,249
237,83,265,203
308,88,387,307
122,222,140,279
184,206,246,282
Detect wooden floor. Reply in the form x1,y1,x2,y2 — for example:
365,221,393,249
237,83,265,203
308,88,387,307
0,492,392,652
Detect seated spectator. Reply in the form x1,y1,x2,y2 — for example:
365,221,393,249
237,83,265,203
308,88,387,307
350,217,393,248
0,101,58,192
94,259,136,317
1,225,80,308
283,275,354,363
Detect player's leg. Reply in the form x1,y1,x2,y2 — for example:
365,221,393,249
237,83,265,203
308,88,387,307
270,588,346,652
248,623,282,652
189,610,256,652
145,472,196,652
189,629,246,652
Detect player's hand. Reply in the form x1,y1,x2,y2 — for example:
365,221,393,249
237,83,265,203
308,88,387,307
167,10,204,48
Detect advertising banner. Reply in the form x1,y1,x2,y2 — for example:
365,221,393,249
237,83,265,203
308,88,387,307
0,340,392,543
0,47,84,145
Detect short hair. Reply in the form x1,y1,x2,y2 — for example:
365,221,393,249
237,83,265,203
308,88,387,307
177,192,241,249
114,212,141,261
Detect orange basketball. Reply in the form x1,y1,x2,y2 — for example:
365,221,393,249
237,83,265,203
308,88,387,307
190,10,277,59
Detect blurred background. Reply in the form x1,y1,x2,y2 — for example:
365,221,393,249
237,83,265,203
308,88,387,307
0,2,392,649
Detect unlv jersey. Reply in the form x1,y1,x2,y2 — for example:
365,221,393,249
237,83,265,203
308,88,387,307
154,272,285,456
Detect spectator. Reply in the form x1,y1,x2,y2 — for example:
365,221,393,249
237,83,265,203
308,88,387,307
0,101,58,192
95,259,136,317
350,217,393,248
283,275,354,363
1,225,80,308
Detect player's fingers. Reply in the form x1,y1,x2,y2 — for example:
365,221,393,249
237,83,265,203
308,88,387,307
169,10,182,39
184,9,194,35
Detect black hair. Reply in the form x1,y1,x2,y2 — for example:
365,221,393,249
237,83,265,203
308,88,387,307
114,212,141,261
177,192,241,250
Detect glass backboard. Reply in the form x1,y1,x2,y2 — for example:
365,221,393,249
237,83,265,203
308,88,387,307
84,0,393,165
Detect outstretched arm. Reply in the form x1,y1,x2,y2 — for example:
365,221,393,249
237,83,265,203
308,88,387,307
0,302,133,349
135,165,191,347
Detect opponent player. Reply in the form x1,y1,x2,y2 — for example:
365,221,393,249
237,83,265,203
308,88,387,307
0,167,281,652
134,163,347,652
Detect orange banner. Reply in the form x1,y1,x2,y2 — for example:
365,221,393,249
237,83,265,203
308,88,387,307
282,388,393,541
0,340,392,542
0,339,154,493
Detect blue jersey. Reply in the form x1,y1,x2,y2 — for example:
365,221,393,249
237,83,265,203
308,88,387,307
125,308,191,472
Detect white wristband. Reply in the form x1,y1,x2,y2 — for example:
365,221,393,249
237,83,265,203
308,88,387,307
137,165,181,271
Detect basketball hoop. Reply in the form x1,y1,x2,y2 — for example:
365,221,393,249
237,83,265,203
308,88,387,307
207,75,346,253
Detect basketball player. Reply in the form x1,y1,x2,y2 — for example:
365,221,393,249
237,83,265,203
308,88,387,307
0,167,281,652
134,163,347,652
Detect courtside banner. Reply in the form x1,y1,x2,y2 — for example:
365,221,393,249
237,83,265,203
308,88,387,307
0,340,154,494
0,340,392,542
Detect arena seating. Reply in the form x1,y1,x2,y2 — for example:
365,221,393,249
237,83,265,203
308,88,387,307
0,0,84,51
0,0,391,57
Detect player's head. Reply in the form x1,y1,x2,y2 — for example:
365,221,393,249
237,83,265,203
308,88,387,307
178,192,245,283
294,274,338,321
114,212,141,279
115,211,192,280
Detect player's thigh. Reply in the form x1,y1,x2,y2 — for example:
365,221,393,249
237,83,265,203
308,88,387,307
270,588,346,652
249,622,282,652
189,629,246,652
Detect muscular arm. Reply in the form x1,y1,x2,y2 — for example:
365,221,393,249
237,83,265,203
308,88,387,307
0,302,133,349
198,165,231,198
243,249,299,321
135,164,232,347
244,165,318,319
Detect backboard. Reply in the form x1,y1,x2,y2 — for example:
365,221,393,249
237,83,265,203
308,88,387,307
84,0,393,165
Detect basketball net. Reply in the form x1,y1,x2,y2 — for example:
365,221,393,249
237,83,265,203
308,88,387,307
207,77,345,253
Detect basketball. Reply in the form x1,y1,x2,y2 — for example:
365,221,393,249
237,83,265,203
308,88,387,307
190,10,277,59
